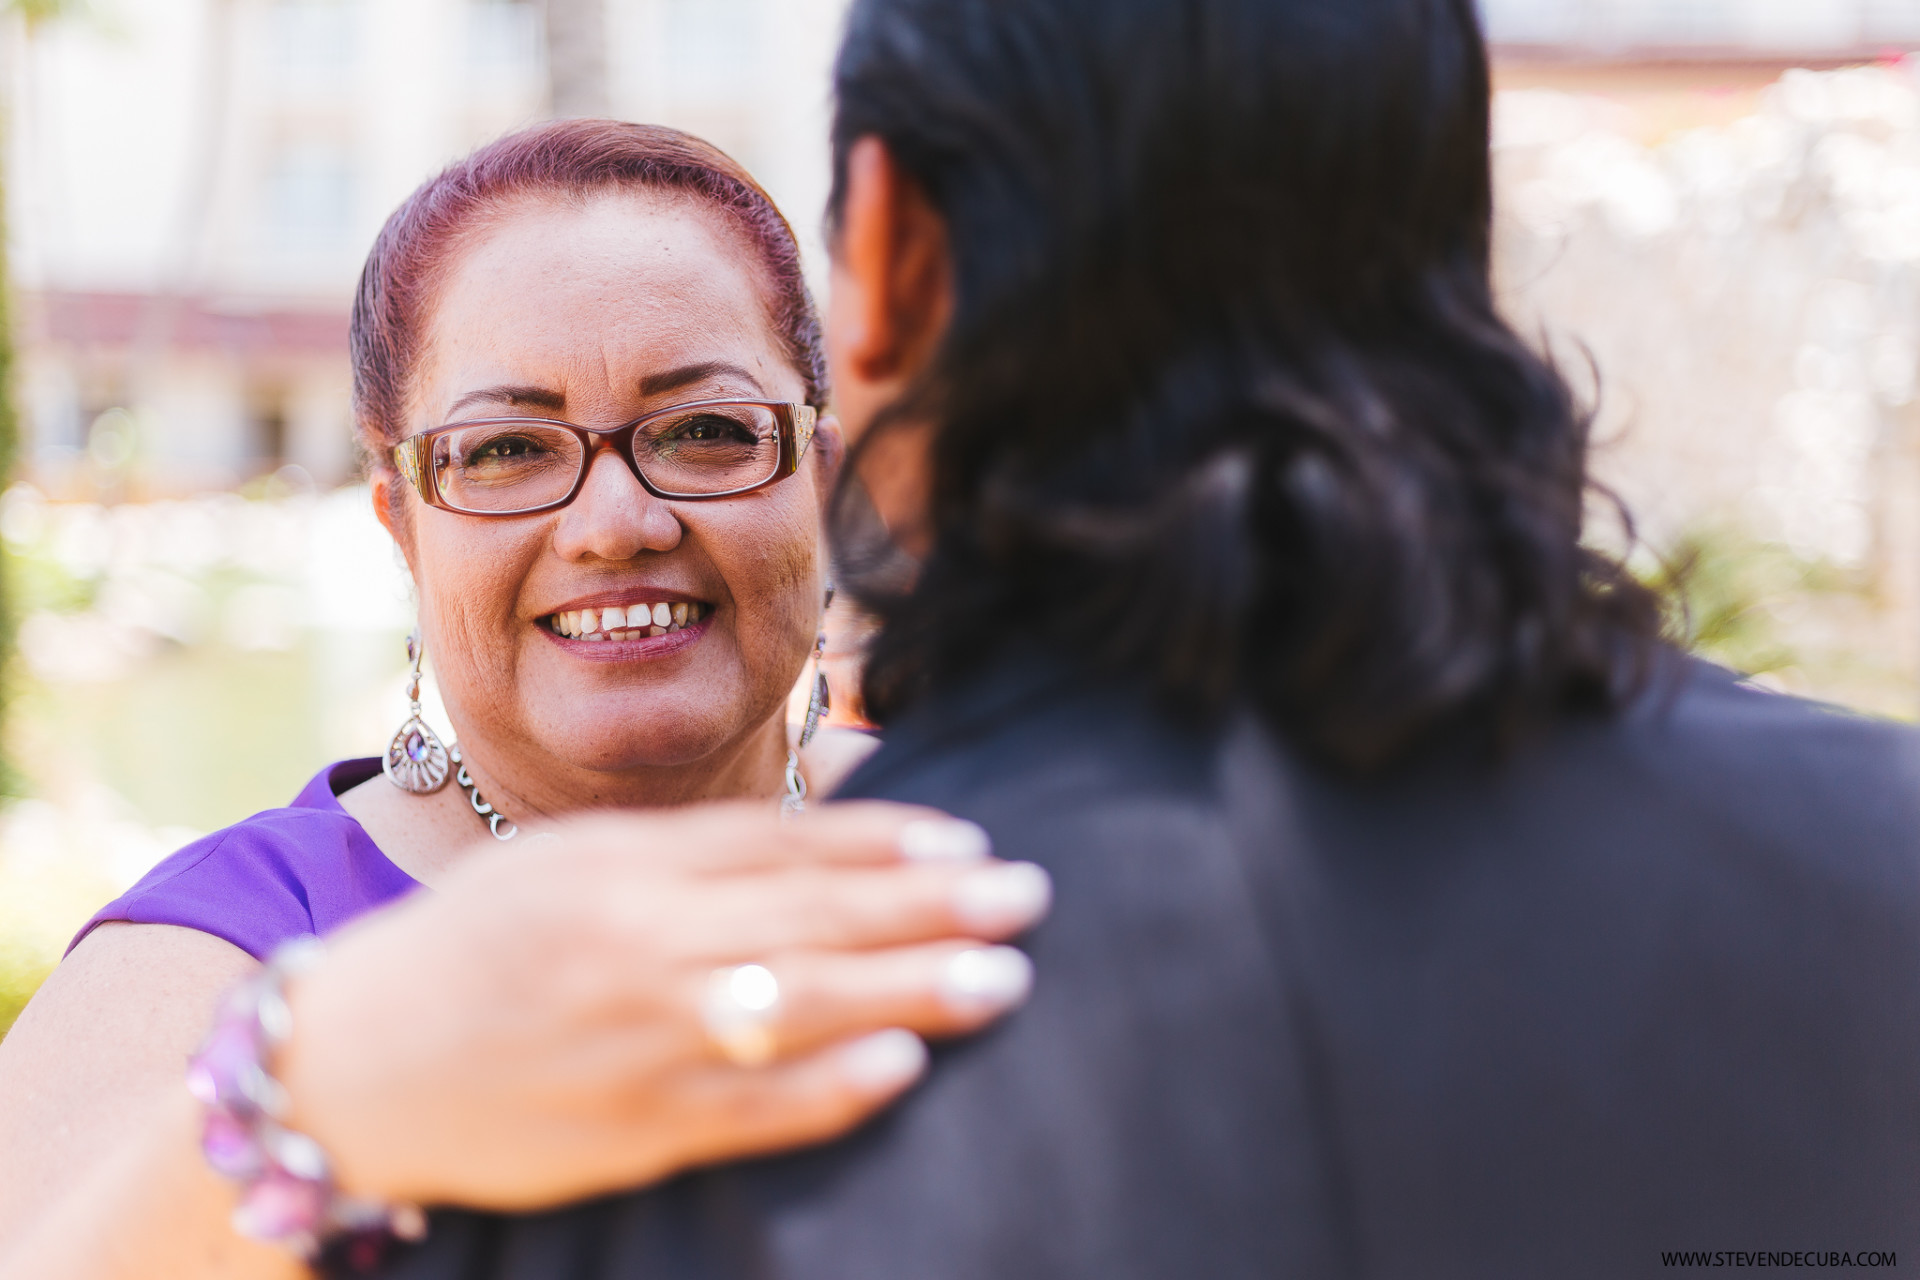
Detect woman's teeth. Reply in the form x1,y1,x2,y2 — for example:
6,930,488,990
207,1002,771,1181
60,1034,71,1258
547,601,707,641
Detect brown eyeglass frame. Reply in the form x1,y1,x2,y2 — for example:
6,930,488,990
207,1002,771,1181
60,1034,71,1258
392,399,819,516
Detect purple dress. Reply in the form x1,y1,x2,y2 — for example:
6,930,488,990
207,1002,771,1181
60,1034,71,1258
69,759,422,961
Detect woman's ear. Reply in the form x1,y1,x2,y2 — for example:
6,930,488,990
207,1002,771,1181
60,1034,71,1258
809,412,848,500
827,137,953,447
369,471,421,579
370,471,402,541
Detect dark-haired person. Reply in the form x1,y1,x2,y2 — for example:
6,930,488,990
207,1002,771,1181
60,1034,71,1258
362,0,1920,1275
0,121,1051,1279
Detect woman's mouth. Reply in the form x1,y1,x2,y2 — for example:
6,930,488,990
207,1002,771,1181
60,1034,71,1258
542,600,713,642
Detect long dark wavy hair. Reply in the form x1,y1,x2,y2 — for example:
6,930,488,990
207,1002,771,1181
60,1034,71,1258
827,0,1665,770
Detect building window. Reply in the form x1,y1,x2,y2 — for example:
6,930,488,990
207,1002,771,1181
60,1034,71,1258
269,0,358,82
665,0,760,96
1478,0,1920,50
468,0,541,74
249,391,289,471
265,144,355,256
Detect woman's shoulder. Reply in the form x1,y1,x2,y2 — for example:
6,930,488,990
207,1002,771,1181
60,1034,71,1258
68,759,421,962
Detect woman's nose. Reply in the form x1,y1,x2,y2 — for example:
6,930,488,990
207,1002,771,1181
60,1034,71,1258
550,448,683,561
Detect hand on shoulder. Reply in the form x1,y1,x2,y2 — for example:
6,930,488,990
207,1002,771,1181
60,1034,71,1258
280,798,1045,1209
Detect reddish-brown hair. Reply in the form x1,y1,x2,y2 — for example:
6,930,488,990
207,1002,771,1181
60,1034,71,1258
351,119,827,485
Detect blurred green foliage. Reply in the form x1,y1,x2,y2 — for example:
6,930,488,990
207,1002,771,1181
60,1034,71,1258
0,0,217,1038
8,0,91,29
1641,525,1911,718
1648,529,1824,677
0,861,113,1037
16,639,326,830
0,944,50,1038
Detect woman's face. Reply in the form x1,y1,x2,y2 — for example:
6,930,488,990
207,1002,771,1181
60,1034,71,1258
383,190,831,793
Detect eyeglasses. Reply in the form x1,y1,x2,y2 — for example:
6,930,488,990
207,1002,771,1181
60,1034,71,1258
392,399,819,517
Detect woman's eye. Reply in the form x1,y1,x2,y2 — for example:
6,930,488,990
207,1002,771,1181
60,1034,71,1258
672,414,755,443
468,435,545,464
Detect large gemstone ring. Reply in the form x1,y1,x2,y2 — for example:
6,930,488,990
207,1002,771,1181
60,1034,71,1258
702,964,782,1068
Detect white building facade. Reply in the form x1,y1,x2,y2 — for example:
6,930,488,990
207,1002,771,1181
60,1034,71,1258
7,0,848,496
1482,0,1920,55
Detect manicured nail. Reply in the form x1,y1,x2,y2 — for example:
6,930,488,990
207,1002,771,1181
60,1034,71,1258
899,818,991,862
940,946,1034,1015
953,862,1052,933
840,1028,928,1091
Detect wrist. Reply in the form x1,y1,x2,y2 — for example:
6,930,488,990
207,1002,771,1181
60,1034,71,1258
187,938,426,1266
274,946,376,1199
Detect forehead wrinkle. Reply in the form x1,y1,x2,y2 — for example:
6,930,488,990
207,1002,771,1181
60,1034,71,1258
399,195,538,435
406,187,796,431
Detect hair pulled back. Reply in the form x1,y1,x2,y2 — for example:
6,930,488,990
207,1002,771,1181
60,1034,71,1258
830,0,1663,769
352,119,826,494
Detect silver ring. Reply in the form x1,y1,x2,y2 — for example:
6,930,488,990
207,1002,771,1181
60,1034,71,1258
702,963,782,1067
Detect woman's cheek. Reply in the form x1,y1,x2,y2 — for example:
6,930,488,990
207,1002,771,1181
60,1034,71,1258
702,500,819,685
418,525,538,704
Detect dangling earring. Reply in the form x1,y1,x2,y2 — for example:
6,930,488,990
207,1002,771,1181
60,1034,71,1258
384,627,451,794
800,580,834,751
782,582,834,817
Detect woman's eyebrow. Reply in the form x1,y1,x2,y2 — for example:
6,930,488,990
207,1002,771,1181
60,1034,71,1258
638,361,766,399
446,384,567,418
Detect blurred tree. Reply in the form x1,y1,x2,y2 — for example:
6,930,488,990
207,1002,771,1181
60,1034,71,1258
0,0,93,1037
542,0,608,117
133,0,233,381
1644,525,1896,710
0,0,93,797
0,0,93,468
1649,530,1807,681
8,0,83,25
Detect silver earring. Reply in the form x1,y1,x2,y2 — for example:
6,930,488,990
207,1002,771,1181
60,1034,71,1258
800,582,834,750
384,627,451,794
783,583,835,818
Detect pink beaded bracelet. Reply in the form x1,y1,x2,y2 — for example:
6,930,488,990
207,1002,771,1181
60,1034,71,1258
186,937,426,1268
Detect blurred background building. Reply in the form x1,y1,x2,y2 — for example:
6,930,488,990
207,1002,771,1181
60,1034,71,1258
1489,0,1920,53
8,0,845,494
17,0,1920,514
9,0,1920,1031
1483,0,1920,716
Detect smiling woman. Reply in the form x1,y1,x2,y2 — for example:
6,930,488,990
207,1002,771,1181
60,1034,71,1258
0,120,1049,1280
351,142,835,834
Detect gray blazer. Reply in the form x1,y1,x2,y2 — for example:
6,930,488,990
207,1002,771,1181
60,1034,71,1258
364,655,1920,1279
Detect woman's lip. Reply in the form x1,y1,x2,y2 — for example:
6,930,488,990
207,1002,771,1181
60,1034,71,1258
540,613,712,659
541,588,709,615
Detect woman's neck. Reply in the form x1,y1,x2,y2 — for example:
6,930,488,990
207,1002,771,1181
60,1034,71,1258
338,713,792,887
461,713,792,820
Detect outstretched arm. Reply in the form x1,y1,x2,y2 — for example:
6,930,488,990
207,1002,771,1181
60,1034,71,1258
0,922,300,1278
0,802,1046,1276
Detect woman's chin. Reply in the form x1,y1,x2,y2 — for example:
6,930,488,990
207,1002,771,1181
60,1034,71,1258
510,685,767,778
524,730,730,779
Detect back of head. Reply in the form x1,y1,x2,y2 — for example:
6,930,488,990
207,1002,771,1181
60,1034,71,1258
831,0,1663,769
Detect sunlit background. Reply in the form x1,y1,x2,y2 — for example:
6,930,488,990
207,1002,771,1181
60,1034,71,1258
7,0,1920,1033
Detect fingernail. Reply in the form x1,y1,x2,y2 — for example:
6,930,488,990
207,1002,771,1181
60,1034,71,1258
953,862,1052,933
940,946,1034,1015
840,1028,928,1091
899,818,992,862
